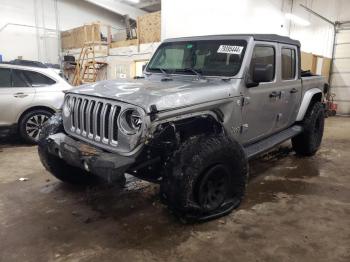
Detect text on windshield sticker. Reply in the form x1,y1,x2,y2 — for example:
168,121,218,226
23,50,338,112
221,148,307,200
217,45,244,54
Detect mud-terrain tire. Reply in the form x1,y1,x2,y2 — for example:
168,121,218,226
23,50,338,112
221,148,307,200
38,115,101,185
292,101,325,156
19,109,53,144
160,135,248,222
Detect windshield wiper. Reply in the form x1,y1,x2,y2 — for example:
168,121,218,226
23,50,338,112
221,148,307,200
159,68,168,76
150,67,171,77
176,68,205,79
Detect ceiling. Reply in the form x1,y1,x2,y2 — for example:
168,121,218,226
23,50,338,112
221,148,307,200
120,0,161,12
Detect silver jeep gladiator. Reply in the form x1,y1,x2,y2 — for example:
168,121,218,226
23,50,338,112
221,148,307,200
38,34,325,221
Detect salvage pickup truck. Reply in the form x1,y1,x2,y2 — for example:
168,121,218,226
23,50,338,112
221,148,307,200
38,34,326,221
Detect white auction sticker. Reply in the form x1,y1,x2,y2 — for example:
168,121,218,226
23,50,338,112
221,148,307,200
217,45,244,54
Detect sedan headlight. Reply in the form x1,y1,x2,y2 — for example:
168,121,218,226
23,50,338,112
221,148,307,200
63,96,71,117
118,108,143,135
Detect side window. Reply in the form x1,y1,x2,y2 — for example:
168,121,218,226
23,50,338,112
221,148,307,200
23,71,56,87
281,48,296,80
0,68,11,87
250,46,275,83
12,70,30,87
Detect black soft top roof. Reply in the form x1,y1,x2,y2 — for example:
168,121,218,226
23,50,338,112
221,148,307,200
251,34,300,47
164,34,300,47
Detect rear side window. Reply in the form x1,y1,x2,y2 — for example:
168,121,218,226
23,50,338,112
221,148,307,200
281,48,296,80
250,46,275,82
0,68,11,87
23,71,56,86
12,69,30,87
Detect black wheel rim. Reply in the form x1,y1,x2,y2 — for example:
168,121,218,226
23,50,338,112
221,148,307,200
25,114,50,141
197,164,229,211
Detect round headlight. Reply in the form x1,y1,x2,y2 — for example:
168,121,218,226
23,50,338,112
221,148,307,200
118,108,143,135
63,97,71,117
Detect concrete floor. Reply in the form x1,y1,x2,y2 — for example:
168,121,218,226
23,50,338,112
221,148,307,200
0,117,349,262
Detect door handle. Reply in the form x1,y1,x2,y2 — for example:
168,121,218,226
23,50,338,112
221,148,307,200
269,91,281,98
13,92,28,98
290,88,299,94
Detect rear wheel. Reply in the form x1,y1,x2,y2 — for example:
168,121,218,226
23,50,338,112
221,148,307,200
19,109,53,144
292,101,325,156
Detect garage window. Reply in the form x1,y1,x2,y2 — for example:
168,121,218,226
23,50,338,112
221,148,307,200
0,68,11,87
282,48,296,80
23,71,56,86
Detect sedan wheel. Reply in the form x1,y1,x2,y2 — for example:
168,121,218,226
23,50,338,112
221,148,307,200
25,114,50,141
19,109,53,144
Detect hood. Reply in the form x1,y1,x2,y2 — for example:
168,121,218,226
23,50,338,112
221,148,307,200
70,78,238,113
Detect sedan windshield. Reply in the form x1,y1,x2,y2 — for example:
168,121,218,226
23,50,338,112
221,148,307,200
147,40,247,77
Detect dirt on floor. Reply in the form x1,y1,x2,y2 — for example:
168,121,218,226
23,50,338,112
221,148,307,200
0,117,349,262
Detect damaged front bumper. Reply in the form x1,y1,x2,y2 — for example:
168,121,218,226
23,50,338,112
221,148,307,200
46,133,136,182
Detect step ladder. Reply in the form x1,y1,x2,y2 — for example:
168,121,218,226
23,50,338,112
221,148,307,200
72,42,108,86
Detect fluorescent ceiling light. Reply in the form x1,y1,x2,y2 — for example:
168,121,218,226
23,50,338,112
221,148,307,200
285,13,311,26
126,0,140,3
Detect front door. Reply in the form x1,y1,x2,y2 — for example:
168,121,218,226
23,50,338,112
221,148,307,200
241,43,281,144
0,68,35,126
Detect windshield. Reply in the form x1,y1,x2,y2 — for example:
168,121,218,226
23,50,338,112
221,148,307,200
147,40,247,77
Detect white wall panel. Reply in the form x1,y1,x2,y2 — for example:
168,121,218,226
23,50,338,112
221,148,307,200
0,0,124,63
161,0,291,39
162,0,344,58
289,0,340,58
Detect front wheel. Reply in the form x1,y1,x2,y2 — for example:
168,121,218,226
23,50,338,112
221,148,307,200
292,101,325,156
160,135,248,222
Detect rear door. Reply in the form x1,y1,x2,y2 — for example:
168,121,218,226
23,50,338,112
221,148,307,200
276,44,302,130
0,68,35,126
241,43,280,144
24,70,66,110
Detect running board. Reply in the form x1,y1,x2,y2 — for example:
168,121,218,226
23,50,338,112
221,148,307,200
243,125,303,160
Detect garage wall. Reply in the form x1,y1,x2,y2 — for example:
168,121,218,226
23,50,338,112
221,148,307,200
161,0,346,58
161,0,292,39
0,0,125,63
289,0,340,58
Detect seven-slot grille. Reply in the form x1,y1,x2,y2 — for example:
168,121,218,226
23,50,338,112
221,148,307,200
64,95,121,147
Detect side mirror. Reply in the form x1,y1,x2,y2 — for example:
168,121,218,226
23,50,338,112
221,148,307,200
252,63,274,83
